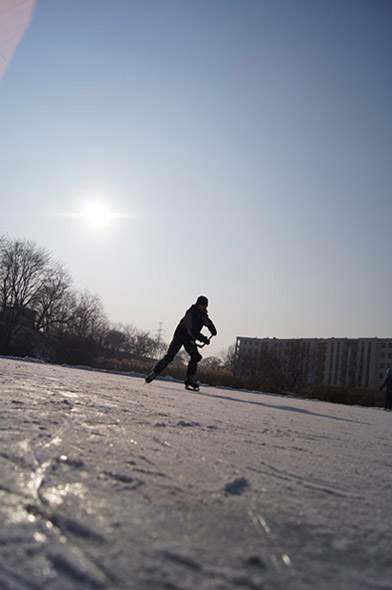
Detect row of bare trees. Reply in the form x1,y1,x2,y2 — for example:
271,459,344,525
235,341,311,393
0,236,238,372
0,237,159,364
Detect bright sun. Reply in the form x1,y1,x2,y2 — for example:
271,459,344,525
81,201,114,228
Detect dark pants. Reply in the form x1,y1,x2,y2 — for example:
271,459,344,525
385,390,392,410
153,330,202,379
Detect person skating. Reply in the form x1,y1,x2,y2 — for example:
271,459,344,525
145,296,217,390
380,368,392,411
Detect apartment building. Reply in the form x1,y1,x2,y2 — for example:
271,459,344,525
234,337,392,389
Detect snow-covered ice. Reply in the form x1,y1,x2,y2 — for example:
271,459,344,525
0,357,391,590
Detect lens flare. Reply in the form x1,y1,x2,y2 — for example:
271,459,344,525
0,0,37,83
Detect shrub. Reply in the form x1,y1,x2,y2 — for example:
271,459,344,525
94,356,383,408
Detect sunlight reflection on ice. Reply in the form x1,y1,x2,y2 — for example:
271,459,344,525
33,531,47,543
25,460,51,497
248,508,293,568
2,504,31,525
42,482,88,507
281,554,292,566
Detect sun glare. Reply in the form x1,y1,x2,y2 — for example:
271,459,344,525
81,201,114,228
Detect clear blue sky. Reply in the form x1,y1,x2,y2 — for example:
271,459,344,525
1,0,391,357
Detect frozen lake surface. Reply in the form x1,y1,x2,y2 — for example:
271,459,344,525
0,357,391,589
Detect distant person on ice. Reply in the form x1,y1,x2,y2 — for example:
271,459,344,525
380,368,392,411
145,296,217,391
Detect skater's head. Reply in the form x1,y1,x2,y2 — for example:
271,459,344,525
196,295,208,310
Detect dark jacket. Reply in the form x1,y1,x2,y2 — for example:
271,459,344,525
380,371,392,392
175,305,217,343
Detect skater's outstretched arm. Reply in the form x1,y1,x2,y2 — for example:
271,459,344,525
206,315,217,337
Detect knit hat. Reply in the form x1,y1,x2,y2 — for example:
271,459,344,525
196,295,208,307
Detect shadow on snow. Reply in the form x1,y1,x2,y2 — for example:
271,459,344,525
189,389,369,425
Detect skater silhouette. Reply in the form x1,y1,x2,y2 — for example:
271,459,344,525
380,368,392,411
145,296,217,390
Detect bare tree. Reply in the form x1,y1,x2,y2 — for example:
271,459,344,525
0,236,160,365
200,356,222,368
48,290,109,365
109,324,159,359
282,340,309,391
66,290,108,341
257,340,309,393
0,238,53,350
104,328,128,351
221,344,237,372
0,238,50,311
130,328,156,358
34,263,73,333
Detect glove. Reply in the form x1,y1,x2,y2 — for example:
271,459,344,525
202,336,210,345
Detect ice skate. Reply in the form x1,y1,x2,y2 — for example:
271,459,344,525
145,370,158,384
185,377,200,391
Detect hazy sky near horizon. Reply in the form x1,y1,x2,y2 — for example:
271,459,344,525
1,0,391,357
